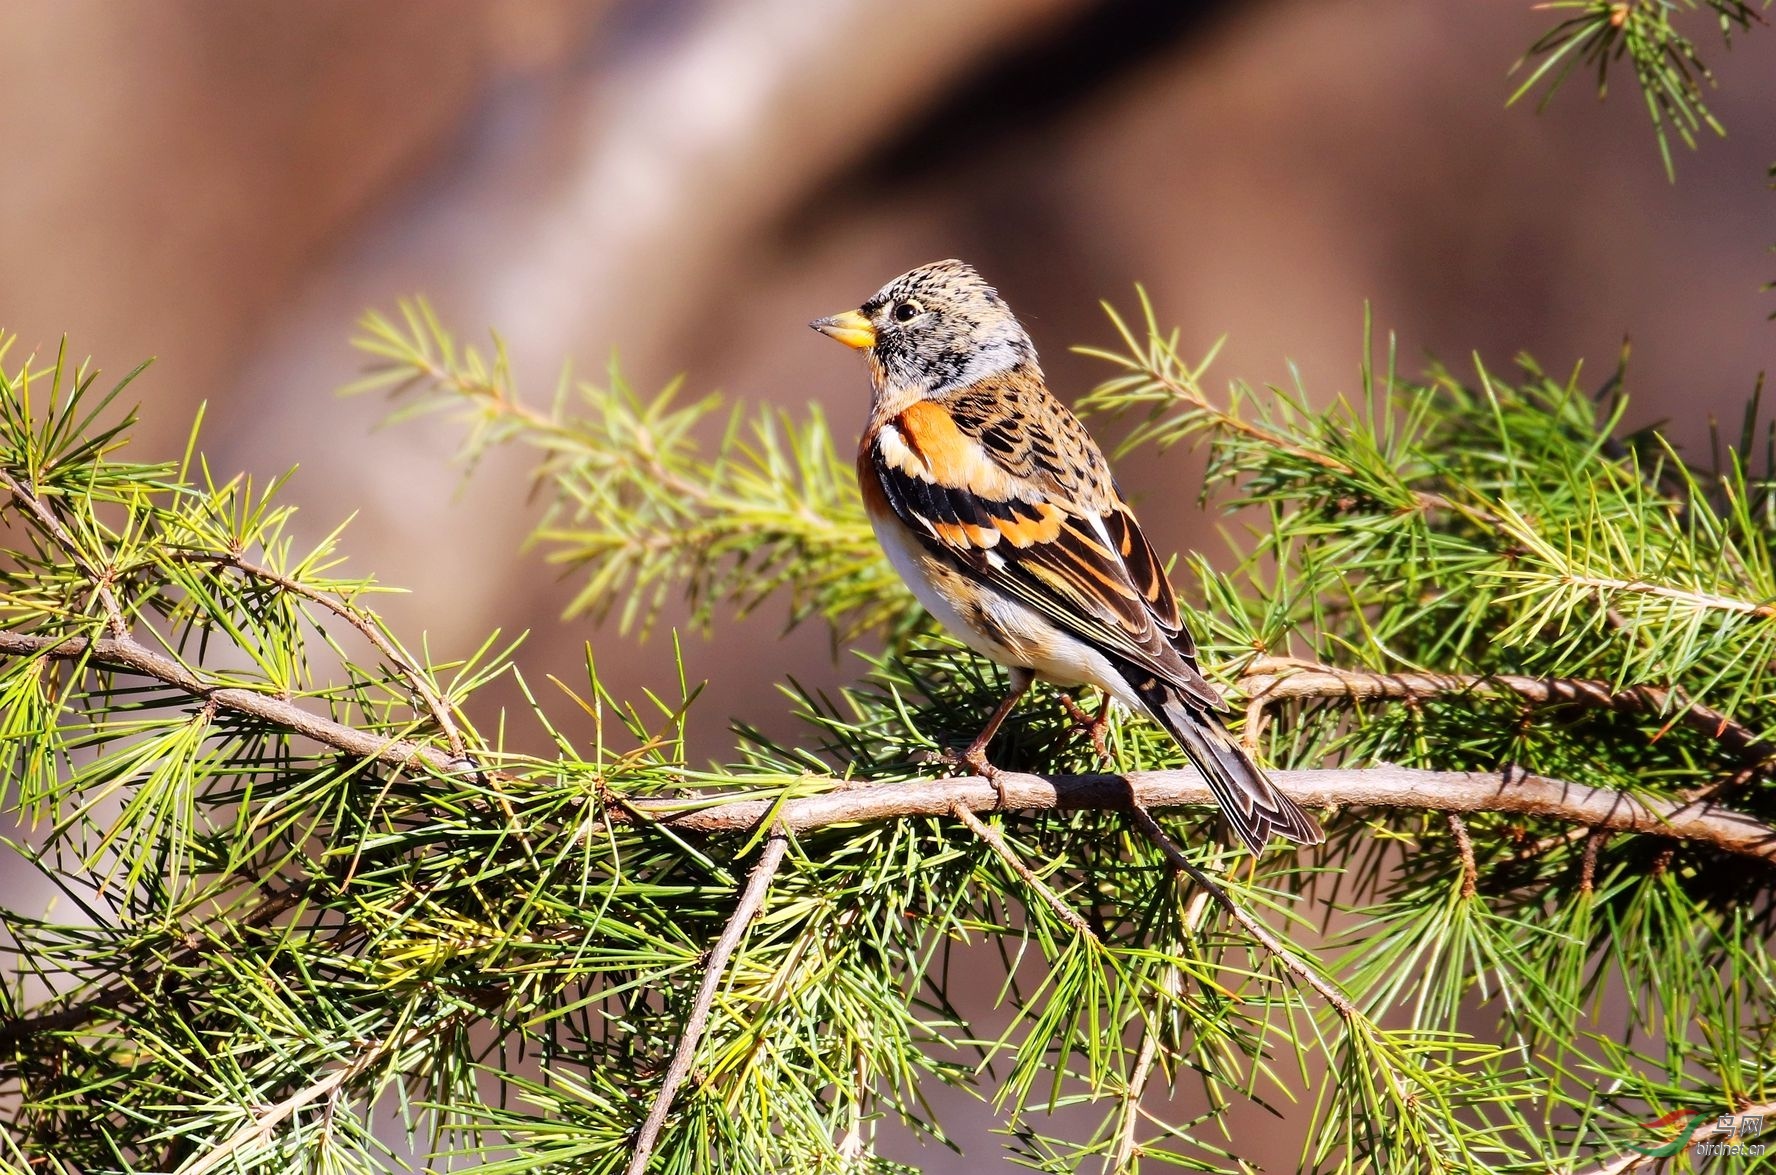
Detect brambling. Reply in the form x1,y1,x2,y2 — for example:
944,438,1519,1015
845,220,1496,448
812,259,1323,854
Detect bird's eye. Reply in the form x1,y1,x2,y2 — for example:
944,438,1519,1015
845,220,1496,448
893,302,919,323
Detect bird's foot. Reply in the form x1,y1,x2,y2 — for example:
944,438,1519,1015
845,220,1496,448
1056,692,1114,768
945,745,1009,807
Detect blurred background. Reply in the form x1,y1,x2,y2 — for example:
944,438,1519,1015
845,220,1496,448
2,0,1772,1167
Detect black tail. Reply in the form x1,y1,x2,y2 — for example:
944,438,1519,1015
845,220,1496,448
1130,676,1323,855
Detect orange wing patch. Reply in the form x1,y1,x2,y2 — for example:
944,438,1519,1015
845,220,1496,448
895,401,1026,502
989,502,1064,547
927,502,1063,550
874,401,1064,551
932,520,995,547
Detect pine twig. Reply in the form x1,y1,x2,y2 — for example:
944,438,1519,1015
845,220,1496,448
1,468,129,637
1579,830,1604,894
0,881,313,1055
175,1010,471,1175
625,830,790,1175
20,623,1770,860
950,802,1096,939
178,1072,351,1175
1569,574,1776,621
1129,805,1356,1019
0,630,457,776
1237,662,1769,759
176,552,469,763
1447,814,1478,899
1105,954,1182,1173
1088,353,1497,523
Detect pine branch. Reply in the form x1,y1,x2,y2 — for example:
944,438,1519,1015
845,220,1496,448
173,551,470,763
635,766,1776,861
1512,0,1770,176
950,802,1097,938
1237,661,1771,759
0,629,455,776
175,1006,484,1175
25,611,1763,827
1130,804,1355,1015
5,760,1761,1060
1104,949,1180,1174
348,301,903,640
1446,814,1479,900
1,467,129,637
624,830,789,1175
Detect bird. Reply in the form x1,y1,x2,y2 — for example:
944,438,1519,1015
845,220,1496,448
810,259,1323,854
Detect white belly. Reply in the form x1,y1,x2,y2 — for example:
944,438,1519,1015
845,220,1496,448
869,508,1142,710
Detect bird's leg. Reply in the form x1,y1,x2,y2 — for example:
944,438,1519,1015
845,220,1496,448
1056,690,1115,767
953,667,1034,807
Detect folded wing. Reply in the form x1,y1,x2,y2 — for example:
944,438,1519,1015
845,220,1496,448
869,395,1223,712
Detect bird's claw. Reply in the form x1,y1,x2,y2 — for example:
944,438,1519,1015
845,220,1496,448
1057,692,1113,768
947,746,1009,808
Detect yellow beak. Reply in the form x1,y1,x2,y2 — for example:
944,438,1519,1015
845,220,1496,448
809,310,876,350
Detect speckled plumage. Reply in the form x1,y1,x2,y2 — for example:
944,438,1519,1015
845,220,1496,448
815,259,1322,853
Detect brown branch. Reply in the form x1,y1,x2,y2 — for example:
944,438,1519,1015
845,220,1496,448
2,469,129,637
1579,831,1604,894
951,802,1096,938
1514,823,1590,861
0,629,458,777
22,765,1757,1058
1236,663,1769,759
46,615,1762,860
633,766,1776,862
1447,814,1478,899
625,830,789,1175
176,552,468,762
1684,762,1762,803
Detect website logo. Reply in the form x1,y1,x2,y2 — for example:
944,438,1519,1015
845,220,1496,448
1626,1109,1767,1158
1628,1110,1710,1156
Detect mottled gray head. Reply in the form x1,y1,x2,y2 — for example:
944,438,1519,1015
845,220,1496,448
811,259,1039,395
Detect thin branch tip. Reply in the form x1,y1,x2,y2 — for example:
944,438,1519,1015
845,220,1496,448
625,831,790,1175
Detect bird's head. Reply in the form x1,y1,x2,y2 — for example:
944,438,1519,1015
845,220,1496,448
811,259,1038,396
